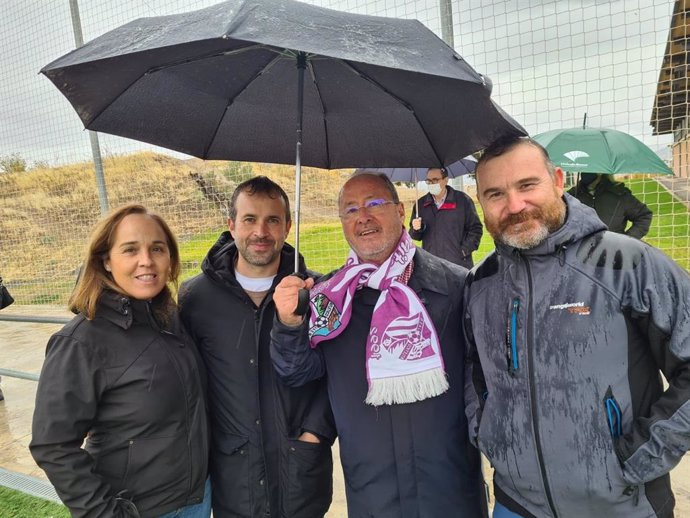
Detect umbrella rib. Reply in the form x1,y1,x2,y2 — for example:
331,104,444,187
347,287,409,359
201,53,285,159
339,59,444,165
148,43,279,73
307,60,332,169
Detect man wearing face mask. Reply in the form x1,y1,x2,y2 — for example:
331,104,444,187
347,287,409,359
409,167,483,269
568,172,653,239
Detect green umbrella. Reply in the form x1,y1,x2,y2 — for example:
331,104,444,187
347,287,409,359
533,127,672,175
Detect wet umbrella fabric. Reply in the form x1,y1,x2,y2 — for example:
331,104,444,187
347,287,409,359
41,0,525,169
533,128,672,175
362,157,476,183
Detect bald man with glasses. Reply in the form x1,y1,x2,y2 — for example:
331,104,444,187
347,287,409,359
270,170,487,518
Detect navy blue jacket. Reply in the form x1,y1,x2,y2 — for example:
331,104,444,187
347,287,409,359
409,186,483,269
271,248,485,518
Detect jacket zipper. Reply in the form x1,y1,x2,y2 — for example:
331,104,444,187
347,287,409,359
150,304,198,501
520,254,559,518
161,329,194,501
506,298,520,373
254,294,272,513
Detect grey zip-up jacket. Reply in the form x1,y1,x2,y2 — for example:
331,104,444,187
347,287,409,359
464,194,690,518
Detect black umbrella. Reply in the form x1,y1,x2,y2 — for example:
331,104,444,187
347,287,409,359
41,0,524,282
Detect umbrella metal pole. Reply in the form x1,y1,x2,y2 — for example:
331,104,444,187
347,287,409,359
294,52,307,273
415,170,419,218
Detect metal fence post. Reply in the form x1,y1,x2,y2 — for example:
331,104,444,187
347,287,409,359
439,0,464,191
68,0,109,215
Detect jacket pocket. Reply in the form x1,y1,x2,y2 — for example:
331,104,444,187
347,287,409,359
282,439,333,518
603,386,641,503
211,433,251,516
602,386,627,467
90,437,129,487
505,298,520,374
123,434,190,500
603,387,623,440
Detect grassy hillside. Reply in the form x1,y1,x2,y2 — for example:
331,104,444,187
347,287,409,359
0,158,686,305
0,152,416,304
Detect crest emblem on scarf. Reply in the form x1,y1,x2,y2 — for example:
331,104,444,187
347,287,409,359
309,293,341,339
373,313,434,361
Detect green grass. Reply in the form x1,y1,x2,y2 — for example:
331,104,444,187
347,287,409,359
177,228,226,281
0,487,69,518
296,223,350,275
628,177,689,270
177,223,350,280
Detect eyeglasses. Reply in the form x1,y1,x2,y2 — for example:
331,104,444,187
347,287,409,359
425,177,444,184
339,198,397,220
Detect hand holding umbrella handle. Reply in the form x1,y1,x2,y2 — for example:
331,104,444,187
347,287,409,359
295,288,310,316
290,272,311,316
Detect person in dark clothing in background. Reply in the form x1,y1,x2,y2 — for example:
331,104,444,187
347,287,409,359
180,176,335,518
568,172,653,239
409,167,483,269
31,204,210,518
271,171,486,518
0,274,14,401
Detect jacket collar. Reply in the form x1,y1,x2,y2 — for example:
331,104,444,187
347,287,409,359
422,185,457,207
95,290,163,331
201,231,307,291
407,248,452,296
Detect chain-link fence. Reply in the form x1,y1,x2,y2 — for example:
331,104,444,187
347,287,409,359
2,1,690,516
1,0,687,307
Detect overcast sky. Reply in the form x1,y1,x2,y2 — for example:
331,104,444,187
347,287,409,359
0,0,675,166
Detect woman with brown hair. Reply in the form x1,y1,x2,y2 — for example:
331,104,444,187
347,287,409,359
30,204,210,518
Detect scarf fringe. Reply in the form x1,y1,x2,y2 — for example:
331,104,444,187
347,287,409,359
365,368,449,406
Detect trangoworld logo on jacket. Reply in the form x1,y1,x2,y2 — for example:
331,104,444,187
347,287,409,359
560,150,590,167
549,301,591,315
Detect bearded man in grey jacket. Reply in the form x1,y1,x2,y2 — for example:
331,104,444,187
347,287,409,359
464,135,690,518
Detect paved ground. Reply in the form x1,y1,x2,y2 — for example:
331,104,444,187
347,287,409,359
1,305,688,517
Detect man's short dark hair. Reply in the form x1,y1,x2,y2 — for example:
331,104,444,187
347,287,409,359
229,176,291,222
427,167,448,179
477,135,556,177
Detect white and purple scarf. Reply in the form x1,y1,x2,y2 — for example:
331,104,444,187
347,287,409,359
308,232,448,406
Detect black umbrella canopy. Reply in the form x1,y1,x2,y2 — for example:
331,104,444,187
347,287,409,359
42,0,525,168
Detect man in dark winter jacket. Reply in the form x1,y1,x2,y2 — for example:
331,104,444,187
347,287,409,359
465,136,690,518
409,167,483,268
568,172,653,238
271,171,486,518
180,176,335,518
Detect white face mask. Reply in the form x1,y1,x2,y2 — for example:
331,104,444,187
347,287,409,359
427,183,442,196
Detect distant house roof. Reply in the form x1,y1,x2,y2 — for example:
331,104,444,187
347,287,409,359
652,0,690,136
